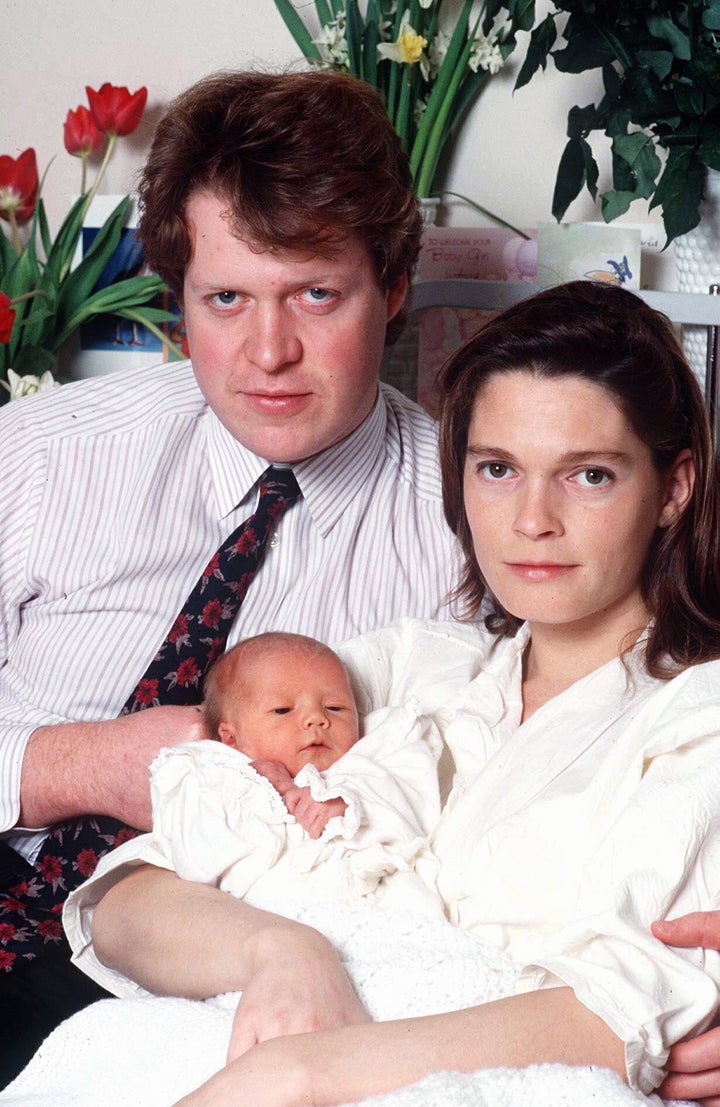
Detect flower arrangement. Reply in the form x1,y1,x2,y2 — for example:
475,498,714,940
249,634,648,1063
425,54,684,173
0,82,179,401
516,0,720,245
274,0,534,199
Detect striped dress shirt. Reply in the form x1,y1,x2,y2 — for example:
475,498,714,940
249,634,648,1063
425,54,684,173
0,360,461,858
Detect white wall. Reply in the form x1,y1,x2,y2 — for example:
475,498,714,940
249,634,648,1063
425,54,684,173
5,0,672,283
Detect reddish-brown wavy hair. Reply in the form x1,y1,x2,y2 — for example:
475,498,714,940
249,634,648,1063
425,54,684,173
438,280,720,676
137,69,422,343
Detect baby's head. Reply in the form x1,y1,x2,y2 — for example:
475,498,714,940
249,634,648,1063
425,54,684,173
203,632,360,776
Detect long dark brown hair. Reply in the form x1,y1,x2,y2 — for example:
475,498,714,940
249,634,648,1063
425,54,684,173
438,280,720,677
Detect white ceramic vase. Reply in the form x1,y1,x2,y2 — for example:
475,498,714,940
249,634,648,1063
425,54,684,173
673,167,720,389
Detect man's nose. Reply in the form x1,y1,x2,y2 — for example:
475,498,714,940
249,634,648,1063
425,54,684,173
244,304,302,373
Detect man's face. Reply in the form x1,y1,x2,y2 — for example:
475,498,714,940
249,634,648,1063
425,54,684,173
182,191,407,463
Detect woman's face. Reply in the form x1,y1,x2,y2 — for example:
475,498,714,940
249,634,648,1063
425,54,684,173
463,370,690,639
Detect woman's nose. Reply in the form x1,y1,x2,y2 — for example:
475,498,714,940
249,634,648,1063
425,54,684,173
512,481,563,539
244,304,302,373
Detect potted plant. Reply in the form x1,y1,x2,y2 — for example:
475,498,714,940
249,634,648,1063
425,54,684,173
274,0,535,202
0,83,180,401
516,0,720,245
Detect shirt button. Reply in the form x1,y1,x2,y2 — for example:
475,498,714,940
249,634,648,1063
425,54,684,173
269,531,280,548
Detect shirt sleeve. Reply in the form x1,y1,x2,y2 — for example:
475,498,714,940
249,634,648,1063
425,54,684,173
0,404,62,846
517,693,720,1095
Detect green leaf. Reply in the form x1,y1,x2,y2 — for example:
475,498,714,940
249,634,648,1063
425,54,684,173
363,0,380,88
514,15,557,90
313,0,333,25
611,131,661,198
703,0,720,31
601,188,636,221
273,0,322,61
0,230,15,281
13,345,56,376
646,15,691,60
551,136,593,220
699,132,720,171
345,0,364,79
650,147,705,244
566,102,597,140
553,30,617,74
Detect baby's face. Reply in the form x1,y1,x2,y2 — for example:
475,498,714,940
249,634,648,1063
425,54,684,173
221,649,359,776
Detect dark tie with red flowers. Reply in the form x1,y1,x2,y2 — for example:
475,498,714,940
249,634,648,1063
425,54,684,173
0,466,301,971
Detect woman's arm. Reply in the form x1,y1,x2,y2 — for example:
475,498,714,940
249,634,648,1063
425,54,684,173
92,864,369,1050
174,985,626,1107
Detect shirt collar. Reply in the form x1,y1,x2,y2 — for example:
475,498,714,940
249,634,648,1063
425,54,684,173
204,386,387,536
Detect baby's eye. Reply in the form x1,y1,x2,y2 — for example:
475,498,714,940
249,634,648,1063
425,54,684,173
210,291,238,307
326,705,345,712
573,467,612,488
272,707,292,715
479,462,512,480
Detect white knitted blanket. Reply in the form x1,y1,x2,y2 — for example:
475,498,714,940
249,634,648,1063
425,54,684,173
0,902,692,1107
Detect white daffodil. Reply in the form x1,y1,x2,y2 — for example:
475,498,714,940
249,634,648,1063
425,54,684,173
378,13,430,78
469,29,505,75
1,368,59,400
314,16,350,69
428,29,451,80
418,0,436,7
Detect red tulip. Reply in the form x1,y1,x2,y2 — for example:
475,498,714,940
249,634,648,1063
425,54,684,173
64,104,104,157
0,148,39,225
86,83,148,137
0,292,15,344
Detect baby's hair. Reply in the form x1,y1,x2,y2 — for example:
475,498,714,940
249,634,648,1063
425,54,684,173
203,632,346,740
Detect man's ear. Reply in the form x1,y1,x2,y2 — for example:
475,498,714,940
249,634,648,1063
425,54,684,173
658,449,695,528
385,272,409,323
217,722,238,748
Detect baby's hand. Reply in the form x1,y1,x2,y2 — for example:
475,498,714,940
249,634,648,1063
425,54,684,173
249,759,295,797
284,785,347,839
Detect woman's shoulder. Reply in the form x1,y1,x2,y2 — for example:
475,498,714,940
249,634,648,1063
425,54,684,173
337,617,500,716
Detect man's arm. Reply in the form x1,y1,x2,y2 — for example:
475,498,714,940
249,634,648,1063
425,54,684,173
653,912,720,1105
19,707,205,832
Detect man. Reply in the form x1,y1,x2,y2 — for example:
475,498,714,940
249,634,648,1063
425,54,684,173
0,69,459,1082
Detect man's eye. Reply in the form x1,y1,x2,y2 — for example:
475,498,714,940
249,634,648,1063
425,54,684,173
211,291,237,306
574,468,611,488
302,287,332,303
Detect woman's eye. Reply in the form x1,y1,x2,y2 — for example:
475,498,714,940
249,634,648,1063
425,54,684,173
480,462,512,480
574,468,611,488
211,291,238,307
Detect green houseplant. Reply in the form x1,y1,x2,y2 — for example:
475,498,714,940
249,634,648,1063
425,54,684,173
274,0,535,199
516,0,720,244
0,82,180,402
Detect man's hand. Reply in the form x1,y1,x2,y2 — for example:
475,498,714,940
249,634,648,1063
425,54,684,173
20,705,206,831
653,912,720,1105
284,785,347,839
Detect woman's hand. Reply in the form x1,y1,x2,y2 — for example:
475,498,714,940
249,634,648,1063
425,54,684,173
175,1036,315,1107
653,912,720,1106
227,921,369,1062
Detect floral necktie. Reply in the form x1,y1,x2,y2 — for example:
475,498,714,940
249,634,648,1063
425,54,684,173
0,466,302,971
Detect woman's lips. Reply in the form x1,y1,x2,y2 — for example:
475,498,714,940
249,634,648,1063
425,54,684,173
505,562,578,582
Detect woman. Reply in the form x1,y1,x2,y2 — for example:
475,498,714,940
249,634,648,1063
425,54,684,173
54,281,720,1105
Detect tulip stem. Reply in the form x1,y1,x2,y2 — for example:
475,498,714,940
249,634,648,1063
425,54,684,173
7,210,22,257
80,153,88,198
82,132,116,218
